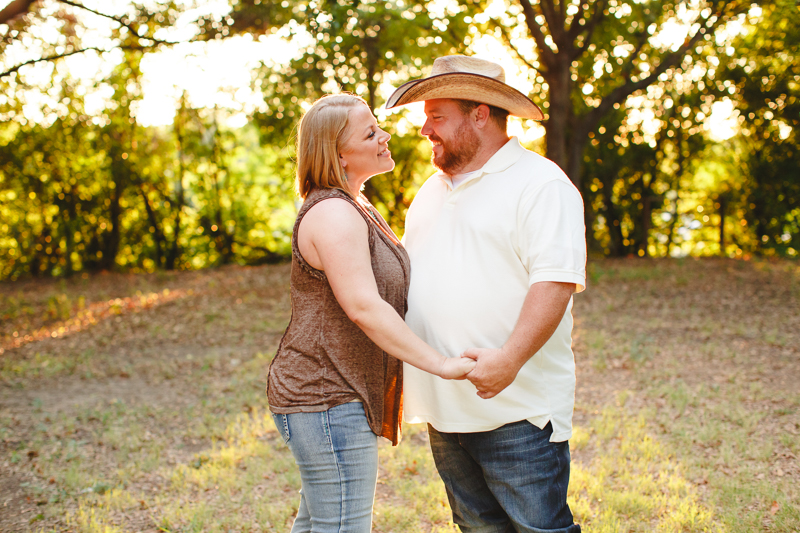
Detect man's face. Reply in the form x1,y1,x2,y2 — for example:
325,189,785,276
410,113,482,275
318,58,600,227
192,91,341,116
421,99,481,175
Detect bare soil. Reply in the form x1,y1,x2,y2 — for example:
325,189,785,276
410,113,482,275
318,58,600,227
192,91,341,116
1,258,798,532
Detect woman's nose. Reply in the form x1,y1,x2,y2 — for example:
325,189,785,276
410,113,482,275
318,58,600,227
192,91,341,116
380,129,391,143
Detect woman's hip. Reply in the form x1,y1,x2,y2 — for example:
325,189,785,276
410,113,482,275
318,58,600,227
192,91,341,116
272,402,378,532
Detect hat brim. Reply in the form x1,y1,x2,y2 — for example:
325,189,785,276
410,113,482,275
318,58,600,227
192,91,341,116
385,72,544,120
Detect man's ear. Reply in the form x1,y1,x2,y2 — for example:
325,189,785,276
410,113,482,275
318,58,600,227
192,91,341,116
474,104,491,129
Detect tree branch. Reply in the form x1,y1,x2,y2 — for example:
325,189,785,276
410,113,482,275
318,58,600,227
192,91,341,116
56,0,181,45
557,0,566,27
569,0,608,59
0,44,155,78
1,0,203,79
566,0,587,39
491,19,539,72
617,29,650,82
579,5,736,136
539,0,560,39
2,46,102,78
517,0,555,71
0,0,37,25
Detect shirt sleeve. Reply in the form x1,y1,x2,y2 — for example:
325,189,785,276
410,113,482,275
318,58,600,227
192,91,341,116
517,178,587,292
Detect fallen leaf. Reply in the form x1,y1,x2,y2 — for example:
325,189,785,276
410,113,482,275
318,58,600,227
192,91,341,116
770,501,780,515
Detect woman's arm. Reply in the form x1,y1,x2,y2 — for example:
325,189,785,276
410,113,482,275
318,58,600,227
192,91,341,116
298,198,474,379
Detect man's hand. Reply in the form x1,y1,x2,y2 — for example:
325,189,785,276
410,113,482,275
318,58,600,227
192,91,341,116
462,348,524,399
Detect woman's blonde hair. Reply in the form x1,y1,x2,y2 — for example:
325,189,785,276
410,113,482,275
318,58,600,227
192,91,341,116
296,94,368,199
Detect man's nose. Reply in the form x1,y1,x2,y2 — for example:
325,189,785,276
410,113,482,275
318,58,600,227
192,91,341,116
421,119,432,136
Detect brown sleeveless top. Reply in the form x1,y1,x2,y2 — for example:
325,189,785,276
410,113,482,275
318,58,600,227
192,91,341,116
267,188,409,445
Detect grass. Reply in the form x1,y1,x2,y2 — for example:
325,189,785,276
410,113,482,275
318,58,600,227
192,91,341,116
570,408,722,532
1,258,798,531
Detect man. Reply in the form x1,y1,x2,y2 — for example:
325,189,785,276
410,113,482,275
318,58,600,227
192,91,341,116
386,55,586,533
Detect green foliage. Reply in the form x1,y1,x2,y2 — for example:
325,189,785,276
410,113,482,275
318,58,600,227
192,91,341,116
485,0,756,257
0,57,296,279
1,0,798,278
218,0,475,231
718,0,800,257
583,91,712,257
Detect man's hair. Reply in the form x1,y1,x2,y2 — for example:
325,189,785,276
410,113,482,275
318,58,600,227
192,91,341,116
456,100,510,132
295,94,367,200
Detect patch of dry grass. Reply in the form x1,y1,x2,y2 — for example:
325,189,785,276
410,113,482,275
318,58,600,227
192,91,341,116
1,258,798,532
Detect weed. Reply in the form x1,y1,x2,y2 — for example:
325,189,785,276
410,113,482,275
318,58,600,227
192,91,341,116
45,294,72,321
629,334,653,363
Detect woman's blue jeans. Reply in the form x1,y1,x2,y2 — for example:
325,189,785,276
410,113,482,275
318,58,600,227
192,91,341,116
272,402,378,533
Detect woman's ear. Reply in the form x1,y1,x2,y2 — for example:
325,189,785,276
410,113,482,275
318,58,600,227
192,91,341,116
339,153,348,169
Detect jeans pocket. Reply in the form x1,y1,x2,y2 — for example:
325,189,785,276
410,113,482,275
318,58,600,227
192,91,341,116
271,413,291,444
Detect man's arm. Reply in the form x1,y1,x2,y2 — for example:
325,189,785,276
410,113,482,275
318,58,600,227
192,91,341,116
463,281,575,399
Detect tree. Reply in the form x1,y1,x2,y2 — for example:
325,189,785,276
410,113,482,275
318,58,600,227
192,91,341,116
582,87,708,256
487,0,754,192
0,0,189,79
719,0,800,255
199,0,474,231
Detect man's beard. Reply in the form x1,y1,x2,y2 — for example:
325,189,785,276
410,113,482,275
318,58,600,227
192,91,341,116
431,120,482,175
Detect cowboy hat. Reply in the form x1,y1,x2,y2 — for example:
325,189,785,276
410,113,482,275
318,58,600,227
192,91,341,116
385,55,544,120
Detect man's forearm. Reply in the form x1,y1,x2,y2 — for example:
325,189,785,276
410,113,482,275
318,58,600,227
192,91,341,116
464,281,576,399
502,281,576,367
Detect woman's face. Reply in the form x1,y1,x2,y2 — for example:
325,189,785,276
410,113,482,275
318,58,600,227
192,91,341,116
338,105,394,187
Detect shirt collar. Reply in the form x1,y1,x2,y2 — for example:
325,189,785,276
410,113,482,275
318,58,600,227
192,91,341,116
436,137,525,189
481,136,525,174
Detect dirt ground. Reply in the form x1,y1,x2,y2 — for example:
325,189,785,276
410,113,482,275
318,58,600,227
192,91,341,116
1,258,798,532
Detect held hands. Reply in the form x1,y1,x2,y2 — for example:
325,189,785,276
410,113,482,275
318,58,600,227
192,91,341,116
439,356,478,380
462,348,523,399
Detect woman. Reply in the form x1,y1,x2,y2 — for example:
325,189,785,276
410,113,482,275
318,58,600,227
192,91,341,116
267,94,475,533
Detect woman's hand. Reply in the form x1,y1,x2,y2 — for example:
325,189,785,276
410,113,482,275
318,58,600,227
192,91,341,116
439,356,477,380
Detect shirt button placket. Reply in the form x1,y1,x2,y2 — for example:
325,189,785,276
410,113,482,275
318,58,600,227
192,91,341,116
444,188,460,210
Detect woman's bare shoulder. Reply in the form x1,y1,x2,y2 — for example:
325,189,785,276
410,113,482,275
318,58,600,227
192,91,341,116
301,196,367,237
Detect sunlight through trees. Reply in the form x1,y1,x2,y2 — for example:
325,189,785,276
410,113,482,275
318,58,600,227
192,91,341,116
0,0,797,279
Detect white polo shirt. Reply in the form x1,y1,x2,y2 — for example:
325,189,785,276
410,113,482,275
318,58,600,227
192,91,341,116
402,137,586,442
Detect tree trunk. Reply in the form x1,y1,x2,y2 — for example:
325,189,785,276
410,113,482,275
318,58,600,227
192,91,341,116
63,208,74,277
544,64,572,177
139,185,164,267
666,137,686,257
640,195,652,257
718,194,727,255
600,180,626,256
210,116,235,265
166,98,187,270
166,176,184,270
0,0,37,25
103,180,122,271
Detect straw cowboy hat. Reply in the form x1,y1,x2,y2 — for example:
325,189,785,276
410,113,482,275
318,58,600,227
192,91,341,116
385,55,544,120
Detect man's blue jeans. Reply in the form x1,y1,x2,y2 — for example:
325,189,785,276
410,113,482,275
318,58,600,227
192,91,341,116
272,402,378,533
428,420,581,533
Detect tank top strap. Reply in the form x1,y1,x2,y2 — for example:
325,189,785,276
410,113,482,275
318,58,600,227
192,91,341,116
291,188,376,280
